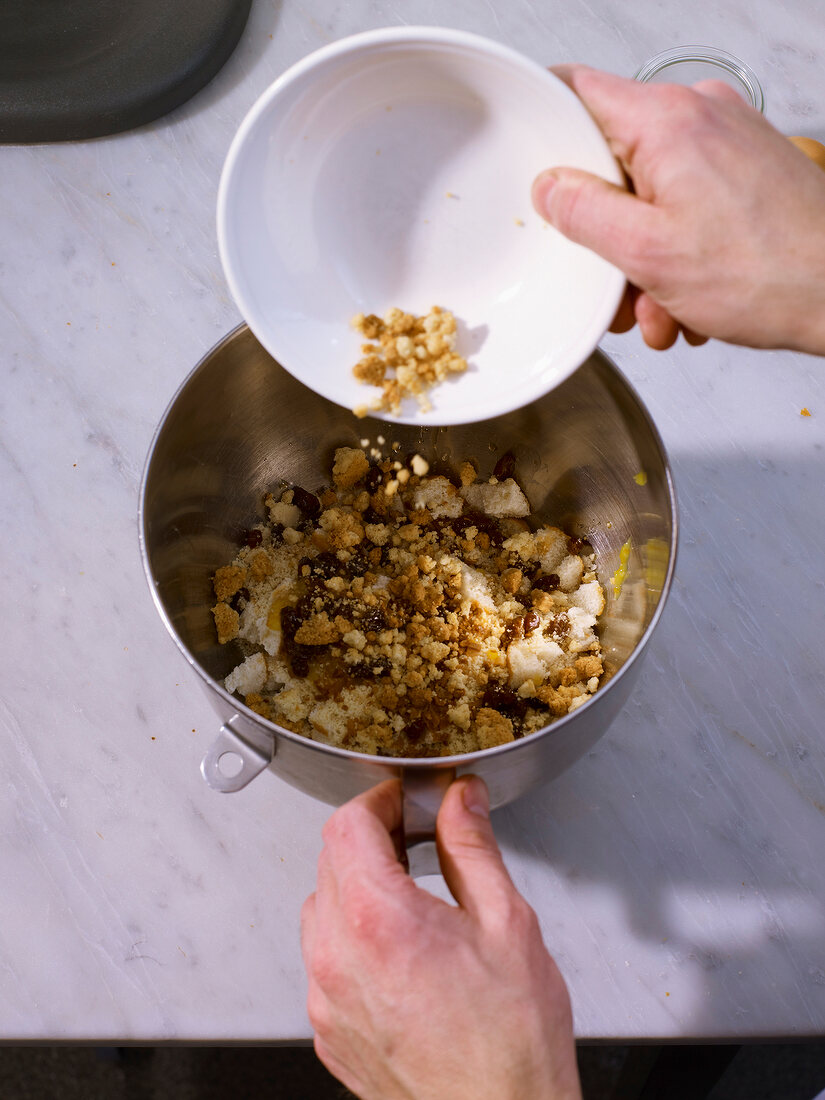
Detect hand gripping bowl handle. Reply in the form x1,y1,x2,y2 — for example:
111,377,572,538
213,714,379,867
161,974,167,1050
201,718,453,875
401,768,457,876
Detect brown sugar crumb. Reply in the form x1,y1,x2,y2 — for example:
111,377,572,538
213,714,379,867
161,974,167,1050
332,446,370,489
248,550,273,582
213,564,246,602
211,602,239,644
350,305,468,417
294,612,341,645
475,707,515,750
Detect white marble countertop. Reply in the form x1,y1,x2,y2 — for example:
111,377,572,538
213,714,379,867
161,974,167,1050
2,0,824,1043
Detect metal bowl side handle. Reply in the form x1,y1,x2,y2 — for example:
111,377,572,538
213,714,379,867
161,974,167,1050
401,768,457,876
201,714,275,792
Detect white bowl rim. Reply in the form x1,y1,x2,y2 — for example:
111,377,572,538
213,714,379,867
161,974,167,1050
217,25,627,425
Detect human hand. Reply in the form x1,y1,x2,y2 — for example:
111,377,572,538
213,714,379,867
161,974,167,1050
301,777,582,1100
532,65,825,353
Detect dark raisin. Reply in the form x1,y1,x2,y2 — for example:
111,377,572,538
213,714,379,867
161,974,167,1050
243,528,263,548
532,573,560,593
365,465,384,493
482,685,518,710
229,587,250,612
361,607,388,633
310,551,340,579
463,510,504,545
292,486,321,516
567,535,584,554
363,507,383,525
368,656,392,676
345,550,371,577
482,686,529,721
280,606,302,637
280,606,313,678
492,452,516,481
404,718,427,742
502,618,523,647
291,654,310,678
294,594,315,620
522,610,540,635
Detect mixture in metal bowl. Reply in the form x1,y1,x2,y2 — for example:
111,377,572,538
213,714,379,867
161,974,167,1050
212,445,605,757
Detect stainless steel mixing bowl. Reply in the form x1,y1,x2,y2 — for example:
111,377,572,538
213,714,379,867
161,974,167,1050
139,324,677,869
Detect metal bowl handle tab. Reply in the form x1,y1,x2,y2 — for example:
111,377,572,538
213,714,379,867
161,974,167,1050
401,768,456,876
201,714,274,792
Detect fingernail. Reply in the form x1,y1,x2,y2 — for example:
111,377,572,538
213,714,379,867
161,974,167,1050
531,170,559,219
463,776,490,818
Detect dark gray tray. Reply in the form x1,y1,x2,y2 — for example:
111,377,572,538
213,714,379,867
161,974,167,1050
0,0,253,143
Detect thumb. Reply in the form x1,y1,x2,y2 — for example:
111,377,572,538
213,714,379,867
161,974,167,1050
532,166,659,285
436,776,516,919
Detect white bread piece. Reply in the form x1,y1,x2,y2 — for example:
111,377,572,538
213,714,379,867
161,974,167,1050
461,478,530,517
225,652,267,696
308,686,373,740
502,526,569,572
267,500,301,528
459,562,498,612
566,605,598,652
569,581,606,617
556,554,584,592
507,634,565,687
412,475,463,518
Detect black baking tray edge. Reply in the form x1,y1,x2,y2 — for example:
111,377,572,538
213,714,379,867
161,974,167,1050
0,0,254,144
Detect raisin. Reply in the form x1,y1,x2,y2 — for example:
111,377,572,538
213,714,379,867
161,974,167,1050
404,718,427,742
492,451,516,481
567,535,584,554
308,551,340,579
292,486,321,516
280,605,314,678
361,607,388,633
502,618,523,647
345,550,371,577
243,528,263,548
365,465,383,493
363,507,383,525
482,685,519,710
482,686,529,722
522,610,540,635
532,573,560,593
229,587,250,612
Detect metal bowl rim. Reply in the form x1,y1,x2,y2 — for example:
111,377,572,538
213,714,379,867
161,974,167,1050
138,322,679,769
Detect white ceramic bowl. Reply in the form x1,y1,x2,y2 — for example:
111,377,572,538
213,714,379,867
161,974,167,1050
217,26,625,425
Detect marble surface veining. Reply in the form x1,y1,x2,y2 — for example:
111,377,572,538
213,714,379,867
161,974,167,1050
1,0,824,1041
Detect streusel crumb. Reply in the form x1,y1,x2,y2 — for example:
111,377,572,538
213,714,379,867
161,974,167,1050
350,306,467,417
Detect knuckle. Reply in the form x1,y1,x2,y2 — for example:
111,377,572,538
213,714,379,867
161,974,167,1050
310,944,344,997
342,884,388,945
306,985,332,1035
321,801,368,848
487,890,540,940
